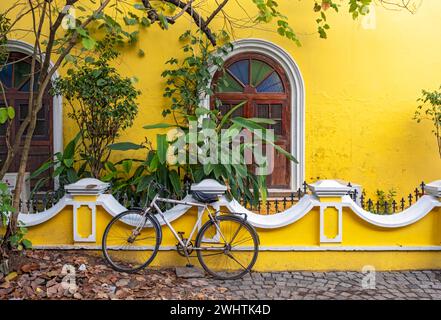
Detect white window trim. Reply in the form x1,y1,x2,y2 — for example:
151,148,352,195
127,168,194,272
204,38,305,191
6,40,63,188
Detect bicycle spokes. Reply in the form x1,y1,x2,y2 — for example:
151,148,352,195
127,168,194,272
197,217,259,280
102,211,160,272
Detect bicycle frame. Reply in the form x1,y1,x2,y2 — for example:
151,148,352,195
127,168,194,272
146,194,229,261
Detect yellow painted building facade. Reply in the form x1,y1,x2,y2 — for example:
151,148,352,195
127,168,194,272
1,1,440,193
94,1,440,194
1,1,441,271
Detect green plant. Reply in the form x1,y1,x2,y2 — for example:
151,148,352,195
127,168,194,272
414,87,441,158
52,48,140,178
162,31,232,119
159,34,297,203
0,182,31,257
105,139,184,206
144,103,296,204
374,189,397,214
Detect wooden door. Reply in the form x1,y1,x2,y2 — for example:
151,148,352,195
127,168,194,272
212,52,292,189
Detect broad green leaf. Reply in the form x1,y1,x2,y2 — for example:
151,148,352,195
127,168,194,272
232,117,297,163
218,101,246,130
63,158,74,168
168,170,181,194
7,107,15,119
82,37,96,50
137,175,154,192
66,168,79,183
52,165,64,178
122,160,132,174
21,239,32,249
148,154,159,171
108,142,144,151
157,134,167,164
143,123,176,130
195,107,211,117
0,108,7,123
29,161,53,179
247,117,276,124
64,132,81,159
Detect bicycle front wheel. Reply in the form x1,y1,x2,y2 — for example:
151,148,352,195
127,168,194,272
102,210,161,273
196,215,259,280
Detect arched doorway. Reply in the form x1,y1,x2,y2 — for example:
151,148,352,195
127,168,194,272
211,52,291,189
0,50,54,189
207,39,305,192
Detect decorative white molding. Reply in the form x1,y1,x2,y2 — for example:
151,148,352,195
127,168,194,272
6,40,63,189
203,38,306,190
72,202,96,242
308,180,352,198
65,178,110,195
16,195,73,227
342,195,441,228
15,180,441,233
191,179,227,194
425,180,441,198
319,204,343,243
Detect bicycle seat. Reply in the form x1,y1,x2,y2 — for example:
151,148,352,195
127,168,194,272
191,191,219,204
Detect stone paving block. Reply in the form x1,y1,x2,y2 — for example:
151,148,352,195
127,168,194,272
188,270,441,300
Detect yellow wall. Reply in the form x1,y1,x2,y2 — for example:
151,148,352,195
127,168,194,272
18,201,441,271
2,1,440,195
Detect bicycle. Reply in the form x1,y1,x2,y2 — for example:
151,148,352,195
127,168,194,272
102,182,259,280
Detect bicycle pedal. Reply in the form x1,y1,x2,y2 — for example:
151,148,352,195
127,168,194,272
186,264,194,268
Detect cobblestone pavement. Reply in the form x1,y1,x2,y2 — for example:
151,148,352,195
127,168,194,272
2,251,441,300
208,270,441,300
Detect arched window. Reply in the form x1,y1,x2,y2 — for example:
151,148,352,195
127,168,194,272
0,51,53,188
212,52,291,189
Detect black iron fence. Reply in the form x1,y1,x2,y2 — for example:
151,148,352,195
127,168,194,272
19,190,64,214
240,182,309,215
24,180,428,216
348,181,426,215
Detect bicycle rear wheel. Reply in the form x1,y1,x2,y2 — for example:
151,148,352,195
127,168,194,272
102,210,161,273
196,215,259,280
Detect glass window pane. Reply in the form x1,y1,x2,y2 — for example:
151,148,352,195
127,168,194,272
19,103,28,120
251,60,273,86
19,72,40,92
271,104,282,119
256,104,269,118
216,73,244,93
219,103,244,117
272,121,282,135
256,72,284,93
228,60,249,85
219,104,229,115
14,61,31,88
34,119,47,136
0,64,13,88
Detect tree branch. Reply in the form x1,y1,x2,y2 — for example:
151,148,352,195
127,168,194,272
142,0,217,46
205,0,229,26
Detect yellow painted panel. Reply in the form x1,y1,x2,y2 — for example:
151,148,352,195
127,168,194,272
23,207,74,246
76,205,93,239
341,207,441,246
323,207,339,240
